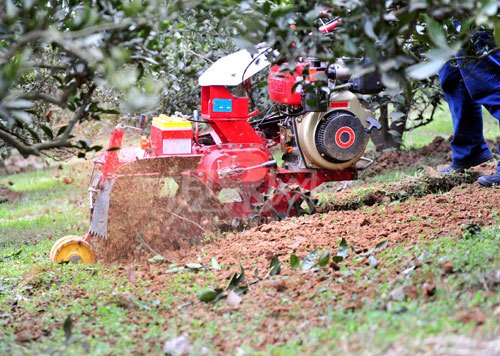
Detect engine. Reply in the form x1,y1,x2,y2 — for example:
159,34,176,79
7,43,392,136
268,57,379,171
279,91,372,170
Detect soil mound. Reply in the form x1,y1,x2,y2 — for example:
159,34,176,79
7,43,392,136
0,185,22,203
177,183,499,274
369,136,500,175
369,136,451,174
0,155,45,175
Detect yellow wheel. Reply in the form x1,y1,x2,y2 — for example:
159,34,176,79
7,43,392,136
50,235,96,264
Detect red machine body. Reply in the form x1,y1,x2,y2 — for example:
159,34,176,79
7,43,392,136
89,11,382,233
93,74,357,223
57,11,382,264
268,62,326,106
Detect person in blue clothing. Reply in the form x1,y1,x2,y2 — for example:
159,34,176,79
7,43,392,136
438,29,500,187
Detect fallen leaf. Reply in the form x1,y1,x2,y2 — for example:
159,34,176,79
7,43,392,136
148,255,165,264
440,261,454,274
316,249,330,267
63,314,73,344
368,255,378,268
267,255,282,276
0,249,22,262
198,289,217,303
226,290,242,307
211,257,221,270
163,333,191,356
402,265,416,275
290,253,300,270
227,265,245,289
457,308,486,325
337,238,349,259
302,249,319,272
185,263,203,271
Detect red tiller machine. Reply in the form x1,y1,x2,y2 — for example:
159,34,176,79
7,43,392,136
50,20,384,263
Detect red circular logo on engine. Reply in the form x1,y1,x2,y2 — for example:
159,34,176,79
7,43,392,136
335,126,355,149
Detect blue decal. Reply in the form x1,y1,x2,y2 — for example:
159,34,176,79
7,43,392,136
213,99,233,113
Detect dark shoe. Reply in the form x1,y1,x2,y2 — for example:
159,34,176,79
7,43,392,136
439,156,492,175
478,172,500,187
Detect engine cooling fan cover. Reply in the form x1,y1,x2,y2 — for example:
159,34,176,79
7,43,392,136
315,110,368,162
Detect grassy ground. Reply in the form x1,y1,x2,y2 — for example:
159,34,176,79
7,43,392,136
1,165,499,354
0,110,498,354
0,170,87,246
403,106,498,148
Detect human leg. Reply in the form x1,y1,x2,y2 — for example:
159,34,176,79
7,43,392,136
460,49,500,186
438,61,492,173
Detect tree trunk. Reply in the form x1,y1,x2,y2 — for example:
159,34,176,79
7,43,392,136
370,104,403,151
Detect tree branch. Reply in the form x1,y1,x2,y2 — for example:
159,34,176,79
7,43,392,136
447,47,500,62
66,20,134,39
0,85,96,157
0,30,48,63
21,81,79,108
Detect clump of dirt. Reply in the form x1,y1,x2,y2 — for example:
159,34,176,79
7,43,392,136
368,136,500,175
0,184,22,203
91,174,227,263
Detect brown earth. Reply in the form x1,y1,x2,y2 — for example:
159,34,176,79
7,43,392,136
111,180,499,352
93,153,499,265
0,154,45,176
8,138,500,353
174,182,499,275
0,184,22,204
368,136,500,175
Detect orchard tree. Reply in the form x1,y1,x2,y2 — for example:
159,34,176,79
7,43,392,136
0,0,235,158
208,0,498,149
1,0,498,157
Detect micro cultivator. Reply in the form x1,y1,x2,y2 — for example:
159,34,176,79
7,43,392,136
50,18,384,263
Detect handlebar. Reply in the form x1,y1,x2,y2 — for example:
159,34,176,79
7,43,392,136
319,18,342,33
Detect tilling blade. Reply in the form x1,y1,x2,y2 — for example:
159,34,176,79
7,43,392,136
88,179,114,238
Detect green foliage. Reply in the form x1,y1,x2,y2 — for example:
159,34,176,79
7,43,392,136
216,0,499,149
268,255,283,276
0,0,498,157
0,0,234,157
156,11,235,115
289,253,299,270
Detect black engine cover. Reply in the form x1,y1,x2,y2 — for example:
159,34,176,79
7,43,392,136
315,110,368,162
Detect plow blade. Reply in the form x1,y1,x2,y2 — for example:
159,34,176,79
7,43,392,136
88,156,201,240
89,179,114,238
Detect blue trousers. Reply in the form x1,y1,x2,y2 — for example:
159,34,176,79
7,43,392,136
438,36,500,171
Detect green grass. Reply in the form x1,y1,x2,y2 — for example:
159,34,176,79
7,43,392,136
0,167,498,354
0,170,88,245
0,155,498,354
267,226,500,354
403,106,499,148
